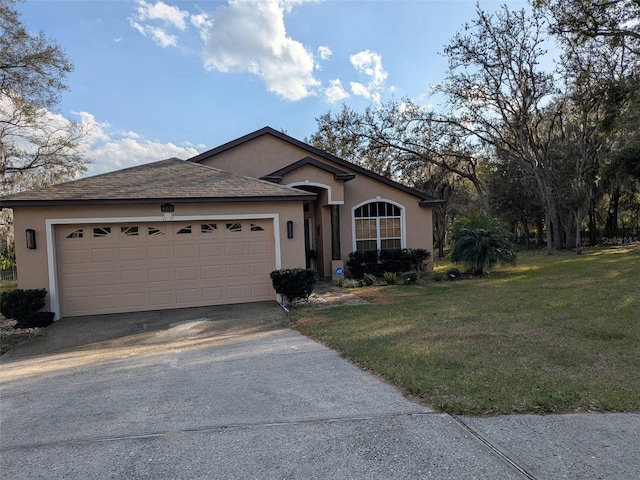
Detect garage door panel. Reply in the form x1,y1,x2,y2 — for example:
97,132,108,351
227,285,248,300
65,272,90,287
175,266,197,281
67,297,90,314
150,290,175,306
121,270,145,285
92,271,118,286
199,244,221,257
94,294,121,310
148,268,172,283
249,241,269,255
251,284,272,298
121,292,147,308
120,246,146,262
201,265,223,279
224,242,246,256
202,287,223,302
91,248,117,263
226,264,248,278
56,220,276,317
250,262,271,276
177,289,198,304
147,245,170,259
61,248,91,264
174,244,196,258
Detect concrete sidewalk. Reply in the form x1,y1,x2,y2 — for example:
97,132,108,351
1,304,638,479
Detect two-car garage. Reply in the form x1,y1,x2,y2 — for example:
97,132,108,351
1,157,314,319
54,219,276,317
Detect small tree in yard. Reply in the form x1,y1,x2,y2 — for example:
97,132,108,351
450,215,516,275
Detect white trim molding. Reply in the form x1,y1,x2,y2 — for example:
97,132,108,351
285,181,344,205
45,214,282,320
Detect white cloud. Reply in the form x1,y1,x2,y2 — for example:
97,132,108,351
318,46,332,60
129,0,323,100
130,20,178,48
349,49,388,105
350,82,370,99
134,0,189,30
325,79,349,103
72,111,200,177
200,0,319,101
190,12,212,32
130,0,190,48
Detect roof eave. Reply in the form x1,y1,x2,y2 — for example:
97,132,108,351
0,194,317,208
419,199,446,207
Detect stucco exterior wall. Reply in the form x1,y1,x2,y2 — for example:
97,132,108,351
197,133,436,272
199,135,314,178
11,201,305,311
339,171,434,271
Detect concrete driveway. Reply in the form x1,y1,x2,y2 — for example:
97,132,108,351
1,303,638,479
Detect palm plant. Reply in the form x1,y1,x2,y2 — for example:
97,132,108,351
450,214,516,275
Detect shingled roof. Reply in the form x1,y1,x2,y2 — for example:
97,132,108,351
0,158,316,207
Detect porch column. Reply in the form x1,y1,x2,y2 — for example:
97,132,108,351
331,205,341,260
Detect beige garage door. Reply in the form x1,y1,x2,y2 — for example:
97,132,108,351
55,220,276,317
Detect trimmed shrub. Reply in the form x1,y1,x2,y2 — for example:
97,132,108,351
1,288,47,323
379,249,410,273
347,248,432,278
347,250,378,279
270,268,318,304
407,249,431,273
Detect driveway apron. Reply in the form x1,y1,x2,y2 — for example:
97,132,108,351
1,303,637,479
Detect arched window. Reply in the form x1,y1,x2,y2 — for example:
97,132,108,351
353,201,403,251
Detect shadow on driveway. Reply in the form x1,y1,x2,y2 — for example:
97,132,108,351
3,301,287,357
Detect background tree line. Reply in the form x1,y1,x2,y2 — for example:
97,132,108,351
308,0,640,255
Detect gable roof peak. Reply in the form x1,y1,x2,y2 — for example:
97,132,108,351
189,127,444,205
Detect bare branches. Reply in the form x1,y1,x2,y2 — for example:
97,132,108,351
0,0,88,196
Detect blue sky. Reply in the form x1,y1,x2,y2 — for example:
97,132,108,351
20,0,528,176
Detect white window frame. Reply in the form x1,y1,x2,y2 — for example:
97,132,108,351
351,198,406,252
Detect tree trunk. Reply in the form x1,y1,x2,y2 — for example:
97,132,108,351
575,206,583,254
523,219,531,250
552,206,562,250
565,210,576,250
544,212,554,255
605,188,620,236
588,198,597,246
537,217,545,246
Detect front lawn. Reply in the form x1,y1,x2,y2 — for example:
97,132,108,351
294,245,640,415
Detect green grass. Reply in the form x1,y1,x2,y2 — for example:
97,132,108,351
295,245,640,415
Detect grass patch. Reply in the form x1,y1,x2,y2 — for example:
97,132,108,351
295,245,640,415
0,282,17,294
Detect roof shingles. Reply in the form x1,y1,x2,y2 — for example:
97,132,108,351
0,158,315,207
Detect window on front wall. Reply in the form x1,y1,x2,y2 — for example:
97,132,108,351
354,201,402,251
